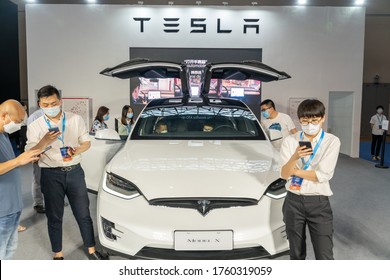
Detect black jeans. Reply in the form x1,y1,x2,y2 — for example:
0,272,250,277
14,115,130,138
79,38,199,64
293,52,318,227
41,164,95,253
283,192,334,260
371,134,383,157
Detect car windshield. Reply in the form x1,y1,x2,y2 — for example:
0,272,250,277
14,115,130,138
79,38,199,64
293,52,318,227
131,105,266,140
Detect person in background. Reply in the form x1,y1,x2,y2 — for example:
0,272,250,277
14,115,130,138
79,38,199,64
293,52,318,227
19,102,28,154
27,105,45,214
0,100,41,259
260,99,297,149
280,99,340,260
16,102,29,232
90,106,109,134
203,122,214,132
118,105,134,138
370,105,387,161
154,121,168,134
26,85,107,260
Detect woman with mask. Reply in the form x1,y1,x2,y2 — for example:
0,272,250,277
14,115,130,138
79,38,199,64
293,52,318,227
118,105,134,138
90,106,109,134
370,105,387,161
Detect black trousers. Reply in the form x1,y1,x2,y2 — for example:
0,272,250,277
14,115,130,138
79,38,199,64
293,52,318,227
283,192,334,260
371,134,383,157
41,164,95,253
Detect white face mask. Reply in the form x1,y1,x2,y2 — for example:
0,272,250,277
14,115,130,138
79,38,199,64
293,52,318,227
41,106,61,118
301,123,321,136
377,108,383,114
159,130,168,134
3,116,22,134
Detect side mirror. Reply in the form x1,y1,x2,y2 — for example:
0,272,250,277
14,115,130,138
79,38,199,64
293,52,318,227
95,129,121,140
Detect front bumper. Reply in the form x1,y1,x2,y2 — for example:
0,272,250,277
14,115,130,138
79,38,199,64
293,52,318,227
97,186,289,259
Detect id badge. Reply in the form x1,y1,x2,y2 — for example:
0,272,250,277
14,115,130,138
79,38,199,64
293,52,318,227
379,125,382,130
289,175,303,191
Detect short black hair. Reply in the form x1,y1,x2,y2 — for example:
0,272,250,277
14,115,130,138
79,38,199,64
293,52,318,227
260,99,275,109
37,85,61,100
376,105,384,111
297,99,325,119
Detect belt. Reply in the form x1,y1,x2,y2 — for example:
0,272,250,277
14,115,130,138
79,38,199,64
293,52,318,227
50,163,80,172
287,191,329,202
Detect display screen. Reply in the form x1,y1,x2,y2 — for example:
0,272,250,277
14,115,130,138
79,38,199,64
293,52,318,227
129,47,263,120
230,87,245,97
148,90,161,99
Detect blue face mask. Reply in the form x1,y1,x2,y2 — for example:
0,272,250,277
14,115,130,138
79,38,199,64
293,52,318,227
42,106,61,118
103,114,110,121
262,110,270,119
127,113,133,119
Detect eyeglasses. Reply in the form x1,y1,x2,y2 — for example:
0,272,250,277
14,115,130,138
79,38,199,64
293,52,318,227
300,118,322,125
261,107,271,112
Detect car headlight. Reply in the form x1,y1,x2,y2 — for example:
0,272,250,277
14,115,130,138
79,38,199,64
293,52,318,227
264,178,287,199
103,172,141,199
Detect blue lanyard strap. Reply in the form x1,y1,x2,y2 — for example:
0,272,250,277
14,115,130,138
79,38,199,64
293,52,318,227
300,130,325,170
377,114,383,124
44,112,66,146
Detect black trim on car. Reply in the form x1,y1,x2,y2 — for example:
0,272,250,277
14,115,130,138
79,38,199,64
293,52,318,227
149,198,258,216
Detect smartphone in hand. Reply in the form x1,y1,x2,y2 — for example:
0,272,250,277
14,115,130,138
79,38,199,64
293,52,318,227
299,141,312,150
38,145,52,156
48,127,59,133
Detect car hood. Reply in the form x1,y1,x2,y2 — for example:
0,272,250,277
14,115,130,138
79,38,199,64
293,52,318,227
107,140,280,201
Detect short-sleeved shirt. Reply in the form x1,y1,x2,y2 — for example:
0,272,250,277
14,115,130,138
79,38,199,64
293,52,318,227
25,111,90,168
0,133,22,218
370,114,387,136
280,129,341,196
262,112,296,148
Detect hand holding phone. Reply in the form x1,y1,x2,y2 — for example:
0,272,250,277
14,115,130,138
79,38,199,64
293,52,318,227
299,141,312,150
48,127,60,133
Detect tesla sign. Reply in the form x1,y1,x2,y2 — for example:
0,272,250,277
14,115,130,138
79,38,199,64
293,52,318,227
133,18,260,34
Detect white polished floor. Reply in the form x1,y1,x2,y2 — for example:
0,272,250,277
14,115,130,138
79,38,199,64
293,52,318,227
13,154,390,260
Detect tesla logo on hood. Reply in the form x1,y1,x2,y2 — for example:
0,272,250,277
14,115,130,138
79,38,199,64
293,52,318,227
133,18,259,34
197,200,211,216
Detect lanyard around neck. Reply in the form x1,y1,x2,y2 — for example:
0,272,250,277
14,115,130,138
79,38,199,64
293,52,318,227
377,114,383,124
300,130,325,170
44,112,66,146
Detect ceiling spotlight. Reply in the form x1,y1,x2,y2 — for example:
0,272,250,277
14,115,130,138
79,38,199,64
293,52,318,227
222,1,228,6
195,1,201,5
297,0,307,5
355,0,365,5
138,1,144,5
168,1,174,5
26,0,36,2
251,1,258,5
87,0,96,3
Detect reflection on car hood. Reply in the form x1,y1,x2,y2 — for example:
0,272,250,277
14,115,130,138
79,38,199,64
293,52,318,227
108,140,280,200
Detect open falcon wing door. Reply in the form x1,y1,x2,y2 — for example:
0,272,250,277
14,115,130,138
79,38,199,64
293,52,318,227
201,60,290,95
84,59,188,193
100,58,189,96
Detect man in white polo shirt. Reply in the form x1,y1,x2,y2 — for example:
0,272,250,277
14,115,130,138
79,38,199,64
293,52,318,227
26,85,106,260
280,99,340,260
260,99,297,149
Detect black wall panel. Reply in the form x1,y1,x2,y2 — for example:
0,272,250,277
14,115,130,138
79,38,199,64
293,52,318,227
0,0,20,103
